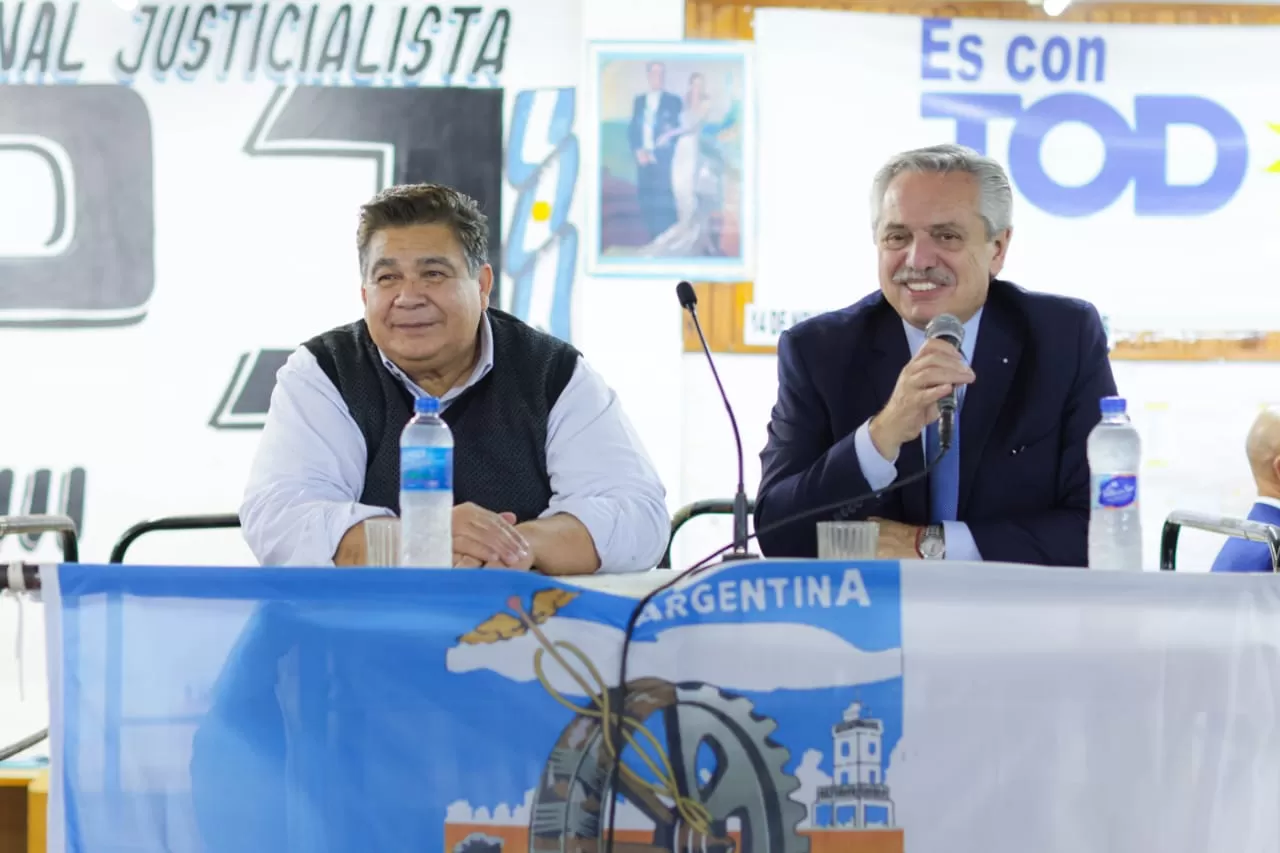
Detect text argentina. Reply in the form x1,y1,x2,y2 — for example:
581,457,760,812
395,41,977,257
635,568,872,626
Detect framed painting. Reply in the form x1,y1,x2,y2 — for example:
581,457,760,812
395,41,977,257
584,40,755,280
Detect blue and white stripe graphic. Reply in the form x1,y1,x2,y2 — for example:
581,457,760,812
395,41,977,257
505,88,578,342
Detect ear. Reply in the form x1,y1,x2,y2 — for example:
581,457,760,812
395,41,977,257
1271,454,1280,485
477,264,494,311
360,282,368,308
987,227,1012,277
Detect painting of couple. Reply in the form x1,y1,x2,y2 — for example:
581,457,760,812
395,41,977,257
586,42,755,280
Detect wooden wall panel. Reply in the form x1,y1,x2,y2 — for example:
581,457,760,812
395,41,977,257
686,0,1280,38
682,0,1280,360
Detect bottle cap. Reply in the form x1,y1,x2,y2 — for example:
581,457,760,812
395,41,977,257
1099,396,1126,415
414,396,441,415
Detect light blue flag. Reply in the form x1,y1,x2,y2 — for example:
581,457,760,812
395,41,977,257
43,561,904,853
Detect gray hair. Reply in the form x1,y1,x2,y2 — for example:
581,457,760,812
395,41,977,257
869,143,1013,241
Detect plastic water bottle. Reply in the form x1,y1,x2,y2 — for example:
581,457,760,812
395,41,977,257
400,396,453,568
1087,396,1143,570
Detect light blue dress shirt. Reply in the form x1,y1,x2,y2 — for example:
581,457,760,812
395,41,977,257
852,308,984,561
241,315,669,571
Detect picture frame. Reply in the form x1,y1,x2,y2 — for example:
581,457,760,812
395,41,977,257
583,40,755,281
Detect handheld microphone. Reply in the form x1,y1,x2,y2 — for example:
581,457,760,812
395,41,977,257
676,280,757,563
925,313,965,450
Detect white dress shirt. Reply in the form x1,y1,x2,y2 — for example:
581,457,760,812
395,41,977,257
642,90,660,151
241,315,669,572
851,308,984,561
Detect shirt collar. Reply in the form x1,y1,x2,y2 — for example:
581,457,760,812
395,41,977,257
378,313,495,404
901,306,984,364
1256,496,1280,513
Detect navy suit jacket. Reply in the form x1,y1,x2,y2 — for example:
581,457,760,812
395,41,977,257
1209,501,1280,572
628,91,682,162
755,279,1118,566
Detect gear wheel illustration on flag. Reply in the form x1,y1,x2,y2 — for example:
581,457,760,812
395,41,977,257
458,590,809,853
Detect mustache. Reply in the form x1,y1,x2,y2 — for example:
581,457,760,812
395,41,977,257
893,267,955,287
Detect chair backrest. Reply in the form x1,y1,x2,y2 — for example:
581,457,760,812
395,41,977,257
659,498,753,569
1160,509,1280,572
109,514,242,563
0,513,78,562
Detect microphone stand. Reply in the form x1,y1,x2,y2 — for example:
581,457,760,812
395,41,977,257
724,490,755,563
677,282,758,564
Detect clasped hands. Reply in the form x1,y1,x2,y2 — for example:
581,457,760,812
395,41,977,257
450,502,534,570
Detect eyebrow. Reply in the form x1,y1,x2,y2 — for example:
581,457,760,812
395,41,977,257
881,221,968,233
370,255,458,274
413,255,457,272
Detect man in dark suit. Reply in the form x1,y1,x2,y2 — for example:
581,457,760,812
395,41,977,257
627,61,682,239
1211,406,1280,572
755,143,1118,567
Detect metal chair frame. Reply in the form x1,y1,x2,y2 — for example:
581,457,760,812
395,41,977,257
108,514,242,563
108,499,754,570
1160,509,1280,572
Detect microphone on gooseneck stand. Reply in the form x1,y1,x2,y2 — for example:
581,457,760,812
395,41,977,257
925,312,965,451
676,280,758,563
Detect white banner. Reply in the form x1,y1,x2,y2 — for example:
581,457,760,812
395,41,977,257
752,9,1280,330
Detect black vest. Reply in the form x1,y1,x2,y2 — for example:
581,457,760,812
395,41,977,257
303,310,580,522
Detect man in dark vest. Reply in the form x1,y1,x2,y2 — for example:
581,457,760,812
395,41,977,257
241,183,669,574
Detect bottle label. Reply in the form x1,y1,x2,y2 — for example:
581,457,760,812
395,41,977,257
1093,473,1137,509
401,447,452,492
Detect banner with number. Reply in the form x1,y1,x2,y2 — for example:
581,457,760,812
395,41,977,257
42,559,1280,853
0,0,580,566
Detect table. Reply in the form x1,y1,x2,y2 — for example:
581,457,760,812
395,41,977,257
34,559,1280,853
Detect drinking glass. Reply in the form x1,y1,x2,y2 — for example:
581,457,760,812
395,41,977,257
364,517,402,567
816,520,880,559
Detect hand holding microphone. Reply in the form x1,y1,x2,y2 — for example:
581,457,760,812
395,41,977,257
868,315,974,461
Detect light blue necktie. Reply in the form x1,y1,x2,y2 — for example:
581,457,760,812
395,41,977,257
926,404,960,523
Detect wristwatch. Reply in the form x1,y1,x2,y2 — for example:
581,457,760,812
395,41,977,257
916,524,945,559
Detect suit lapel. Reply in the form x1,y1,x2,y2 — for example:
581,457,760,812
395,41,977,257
958,282,1024,517
868,302,929,524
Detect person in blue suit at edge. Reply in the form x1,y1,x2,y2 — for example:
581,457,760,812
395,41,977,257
1211,406,1280,572
755,143,1119,567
